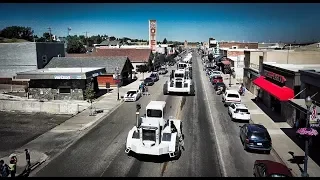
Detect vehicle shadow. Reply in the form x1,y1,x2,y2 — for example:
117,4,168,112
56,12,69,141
166,92,195,97
288,151,304,174
128,152,180,163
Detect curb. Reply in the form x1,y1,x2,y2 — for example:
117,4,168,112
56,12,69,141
17,155,48,177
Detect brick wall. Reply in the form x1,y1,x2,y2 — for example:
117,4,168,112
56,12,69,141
219,42,258,49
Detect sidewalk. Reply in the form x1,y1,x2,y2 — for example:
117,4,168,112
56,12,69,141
0,75,150,176
221,74,320,177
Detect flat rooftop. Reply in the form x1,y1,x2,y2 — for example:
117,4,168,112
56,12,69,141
264,62,320,73
18,67,104,74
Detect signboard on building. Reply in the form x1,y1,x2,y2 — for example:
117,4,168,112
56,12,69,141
54,75,71,79
149,20,157,52
264,70,286,83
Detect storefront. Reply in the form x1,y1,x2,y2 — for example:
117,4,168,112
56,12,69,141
253,63,296,123
16,67,106,101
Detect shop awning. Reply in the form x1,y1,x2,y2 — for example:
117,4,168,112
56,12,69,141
221,60,231,65
253,76,294,101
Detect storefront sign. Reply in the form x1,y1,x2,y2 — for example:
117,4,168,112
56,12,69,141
149,20,157,52
264,70,286,83
54,75,71,79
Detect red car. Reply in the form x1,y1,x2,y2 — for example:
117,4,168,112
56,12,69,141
211,75,223,85
253,160,293,177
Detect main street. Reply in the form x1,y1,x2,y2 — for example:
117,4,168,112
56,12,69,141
31,50,275,177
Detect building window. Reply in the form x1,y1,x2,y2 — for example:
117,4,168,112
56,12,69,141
58,87,71,94
42,55,48,63
317,43,320,48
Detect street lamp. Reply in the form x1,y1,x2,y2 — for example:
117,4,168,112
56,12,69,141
302,96,312,177
115,67,120,101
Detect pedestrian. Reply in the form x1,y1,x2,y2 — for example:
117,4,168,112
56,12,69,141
8,159,16,178
145,86,149,96
0,160,10,177
25,149,31,170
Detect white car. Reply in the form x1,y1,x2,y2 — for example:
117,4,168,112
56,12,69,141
228,103,251,121
210,71,222,76
124,89,141,102
222,90,241,106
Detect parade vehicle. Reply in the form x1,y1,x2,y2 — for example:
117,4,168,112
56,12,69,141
125,101,184,159
163,68,195,95
124,89,142,102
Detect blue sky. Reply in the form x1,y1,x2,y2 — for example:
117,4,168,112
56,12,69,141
0,3,320,43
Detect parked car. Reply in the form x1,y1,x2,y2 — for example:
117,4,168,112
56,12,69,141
211,75,223,85
209,70,222,76
240,124,272,154
149,72,159,82
159,67,168,75
222,90,241,106
213,82,226,91
253,160,292,177
228,103,251,121
144,77,154,86
124,89,141,102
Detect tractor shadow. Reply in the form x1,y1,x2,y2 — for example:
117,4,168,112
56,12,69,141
128,151,181,163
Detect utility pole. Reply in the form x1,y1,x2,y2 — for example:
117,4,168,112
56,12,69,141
83,31,89,47
115,67,120,101
48,27,52,42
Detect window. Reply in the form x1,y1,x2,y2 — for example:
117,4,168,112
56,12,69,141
236,109,249,113
147,109,162,118
142,129,156,141
175,73,184,78
227,94,239,98
59,87,71,94
162,133,172,141
251,132,269,139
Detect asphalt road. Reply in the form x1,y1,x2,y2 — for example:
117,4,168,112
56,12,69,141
32,55,222,177
31,50,274,177
194,50,275,177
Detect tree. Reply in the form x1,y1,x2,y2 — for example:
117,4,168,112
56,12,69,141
0,26,34,41
66,36,87,53
148,52,155,71
43,32,53,42
84,82,96,116
109,36,116,41
162,38,168,44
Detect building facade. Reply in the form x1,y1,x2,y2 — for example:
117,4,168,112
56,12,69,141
45,56,133,89
16,67,106,100
0,42,65,83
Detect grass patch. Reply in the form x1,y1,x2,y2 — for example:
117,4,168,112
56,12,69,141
0,37,30,43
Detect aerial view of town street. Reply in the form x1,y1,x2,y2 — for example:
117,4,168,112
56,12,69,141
1,3,320,178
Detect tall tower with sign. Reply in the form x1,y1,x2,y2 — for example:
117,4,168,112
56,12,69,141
149,20,157,52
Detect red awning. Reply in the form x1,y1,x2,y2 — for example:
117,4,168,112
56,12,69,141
253,76,294,101
221,60,231,65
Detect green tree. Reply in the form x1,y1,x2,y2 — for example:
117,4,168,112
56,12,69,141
162,38,168,44
66,36,87,53
0,26,34,41
43,32,53,42
84,82,96,116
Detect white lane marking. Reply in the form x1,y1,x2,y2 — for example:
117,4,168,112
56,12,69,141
197,55,228,177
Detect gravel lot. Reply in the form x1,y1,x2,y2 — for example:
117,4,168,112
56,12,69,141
0,111,72,157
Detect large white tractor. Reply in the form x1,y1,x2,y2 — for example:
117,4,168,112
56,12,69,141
125,101,184,159
163,68,195,95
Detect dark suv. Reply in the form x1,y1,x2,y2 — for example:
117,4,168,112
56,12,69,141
240,124,272,154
